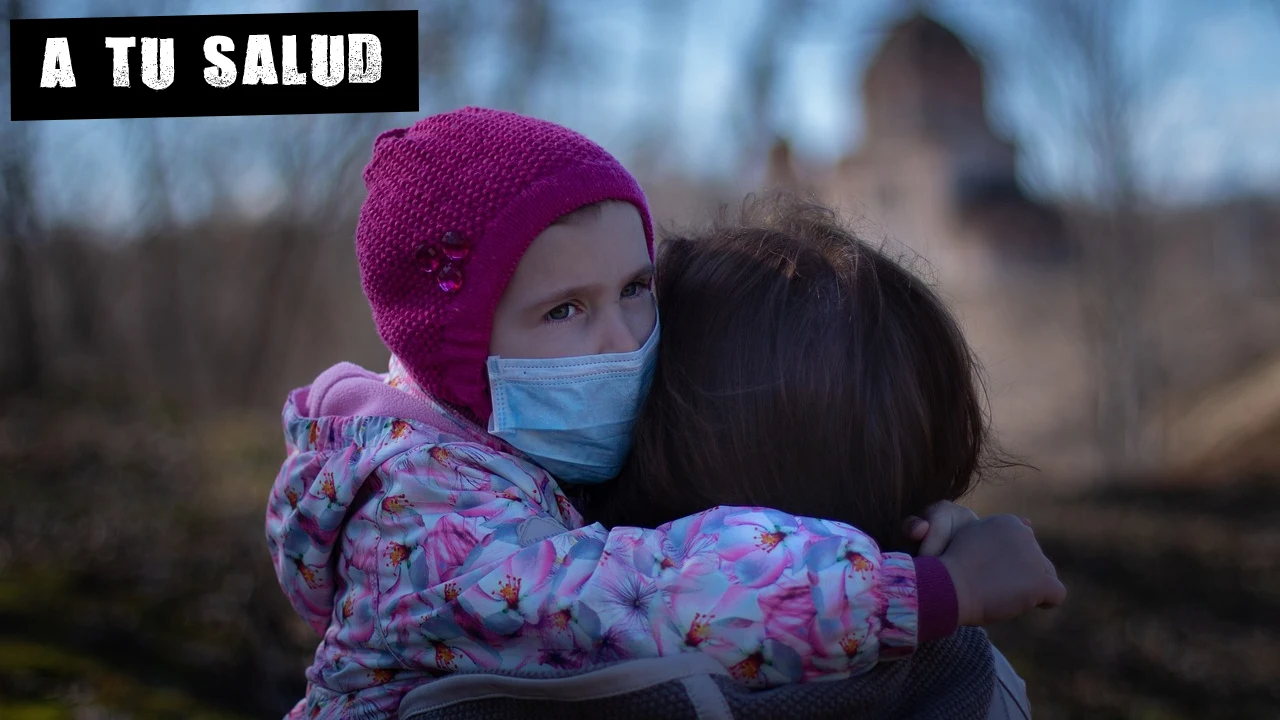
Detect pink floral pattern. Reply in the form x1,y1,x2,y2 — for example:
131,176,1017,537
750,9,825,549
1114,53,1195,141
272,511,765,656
266,361,921,719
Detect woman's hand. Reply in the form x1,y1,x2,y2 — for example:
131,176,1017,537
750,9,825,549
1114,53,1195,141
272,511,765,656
902,500,980,556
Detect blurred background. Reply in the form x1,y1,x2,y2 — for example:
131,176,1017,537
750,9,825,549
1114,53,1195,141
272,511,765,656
2,0,1279,717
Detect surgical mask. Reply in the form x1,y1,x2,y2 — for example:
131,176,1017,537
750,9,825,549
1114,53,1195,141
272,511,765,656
487,320,660,484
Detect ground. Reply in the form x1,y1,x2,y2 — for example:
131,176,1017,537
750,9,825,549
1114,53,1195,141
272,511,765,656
979,478,1280,720
1,396,1276,718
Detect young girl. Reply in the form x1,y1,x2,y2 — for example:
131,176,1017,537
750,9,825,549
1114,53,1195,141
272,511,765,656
265,108,1062,719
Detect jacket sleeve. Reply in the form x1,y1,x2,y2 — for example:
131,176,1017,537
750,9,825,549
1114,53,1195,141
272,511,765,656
376,441,940,686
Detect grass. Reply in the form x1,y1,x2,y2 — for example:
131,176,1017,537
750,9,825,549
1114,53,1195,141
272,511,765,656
0,640,253,720
0,397,311,718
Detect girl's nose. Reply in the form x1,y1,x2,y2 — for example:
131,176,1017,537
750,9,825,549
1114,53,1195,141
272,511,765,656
598,310,643,355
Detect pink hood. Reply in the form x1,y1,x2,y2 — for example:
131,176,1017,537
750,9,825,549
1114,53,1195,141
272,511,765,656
265,362,505,633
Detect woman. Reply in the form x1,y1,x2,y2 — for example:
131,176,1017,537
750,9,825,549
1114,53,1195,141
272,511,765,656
592,192,1034,718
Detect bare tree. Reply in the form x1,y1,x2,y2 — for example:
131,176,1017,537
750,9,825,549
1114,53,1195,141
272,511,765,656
223,110,383,404
418,0,473,112
0,0,42,394
735,0,812,184
1014,0,1185,474
122,0,409,405
619,0,691,178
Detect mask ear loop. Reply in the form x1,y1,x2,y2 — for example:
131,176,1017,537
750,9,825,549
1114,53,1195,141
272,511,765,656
485,356,511,435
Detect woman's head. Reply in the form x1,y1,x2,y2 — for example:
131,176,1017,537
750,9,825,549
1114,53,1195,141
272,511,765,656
599,194,1000,550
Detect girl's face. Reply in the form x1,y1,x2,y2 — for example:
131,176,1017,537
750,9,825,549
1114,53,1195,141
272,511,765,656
490,201,655,360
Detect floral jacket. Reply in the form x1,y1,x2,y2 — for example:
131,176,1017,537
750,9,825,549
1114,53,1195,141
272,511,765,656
265,358,951,719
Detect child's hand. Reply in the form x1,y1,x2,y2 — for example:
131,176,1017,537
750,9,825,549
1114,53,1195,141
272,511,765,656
903,501,979,556
938,513,1066,627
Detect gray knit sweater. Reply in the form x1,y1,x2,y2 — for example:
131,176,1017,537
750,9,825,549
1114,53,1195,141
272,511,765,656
397,626,997,720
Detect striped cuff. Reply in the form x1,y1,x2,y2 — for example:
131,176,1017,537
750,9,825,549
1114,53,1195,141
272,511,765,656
913,555,959,643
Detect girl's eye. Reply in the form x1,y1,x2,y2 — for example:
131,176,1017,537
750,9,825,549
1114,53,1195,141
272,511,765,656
545,303,578,323
621,280,652,299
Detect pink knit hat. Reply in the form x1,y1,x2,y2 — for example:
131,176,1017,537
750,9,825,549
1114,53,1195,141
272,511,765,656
356,107,655,425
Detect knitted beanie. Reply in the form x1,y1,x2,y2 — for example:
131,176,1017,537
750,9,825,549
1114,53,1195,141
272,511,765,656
356,107,655,426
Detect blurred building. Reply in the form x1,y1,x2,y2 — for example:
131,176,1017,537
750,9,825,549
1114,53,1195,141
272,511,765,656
770,13,1071,290
765,10,1280,482
768,11,1096,478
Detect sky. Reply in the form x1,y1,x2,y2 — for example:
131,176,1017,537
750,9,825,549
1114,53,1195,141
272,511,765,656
17,0,1280,232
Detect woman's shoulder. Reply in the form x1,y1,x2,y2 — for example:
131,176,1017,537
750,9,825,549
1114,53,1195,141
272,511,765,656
986,645,1032,720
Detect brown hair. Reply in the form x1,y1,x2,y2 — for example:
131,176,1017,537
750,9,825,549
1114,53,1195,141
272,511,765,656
589,193,1010,551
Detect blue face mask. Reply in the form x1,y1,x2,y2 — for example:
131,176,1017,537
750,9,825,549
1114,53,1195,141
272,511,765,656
486,319,660,484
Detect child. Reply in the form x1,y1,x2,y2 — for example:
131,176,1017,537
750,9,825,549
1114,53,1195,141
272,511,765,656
265,108,1062,719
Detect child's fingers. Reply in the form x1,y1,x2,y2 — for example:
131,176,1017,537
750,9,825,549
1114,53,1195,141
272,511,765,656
1037,576,1067,608
903,517,929,542
1035,557,1066,608
918,518,953,557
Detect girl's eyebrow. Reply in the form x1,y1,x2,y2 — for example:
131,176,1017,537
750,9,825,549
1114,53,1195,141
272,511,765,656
631,262,656,278
530,283,602,309
528,263,654,309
